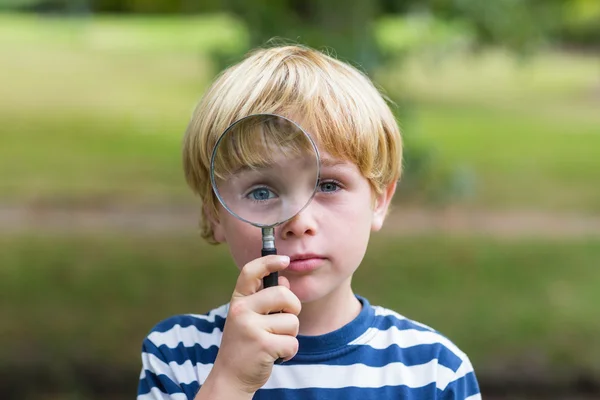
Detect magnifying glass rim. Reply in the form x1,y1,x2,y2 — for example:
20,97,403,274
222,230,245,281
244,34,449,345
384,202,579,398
209,113,321,228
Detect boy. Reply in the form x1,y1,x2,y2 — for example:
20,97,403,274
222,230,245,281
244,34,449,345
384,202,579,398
137,45,481,400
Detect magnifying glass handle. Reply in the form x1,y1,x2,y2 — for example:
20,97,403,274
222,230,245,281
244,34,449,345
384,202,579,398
262,247,279,289
261,247,284,364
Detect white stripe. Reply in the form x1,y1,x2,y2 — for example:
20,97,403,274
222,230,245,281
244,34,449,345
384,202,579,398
465,394,482,400
265,360,454,390
148,325,223,349
140,369,146,380
373,306,435,331
142,352,183,384
187,303,229,321
137,386,188,400
350,327,468,362
373,305,408,319
438,358,475,390
142,352,213,386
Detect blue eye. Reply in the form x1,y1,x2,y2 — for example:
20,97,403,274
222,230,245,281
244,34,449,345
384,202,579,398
247,187,277,201
318,181,340,193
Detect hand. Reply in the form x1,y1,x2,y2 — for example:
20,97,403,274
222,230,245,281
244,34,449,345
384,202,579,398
210,255,301,395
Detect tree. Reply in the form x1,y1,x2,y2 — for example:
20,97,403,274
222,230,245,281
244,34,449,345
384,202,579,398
222,0,380,74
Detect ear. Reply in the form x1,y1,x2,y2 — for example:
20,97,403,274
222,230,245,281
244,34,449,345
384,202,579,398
371,181,397,232
204,204,226,243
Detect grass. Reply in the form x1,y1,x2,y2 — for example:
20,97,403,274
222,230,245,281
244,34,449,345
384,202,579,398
2,233,600,385
1,14,599,211
410,103,600,211
0,113,191,205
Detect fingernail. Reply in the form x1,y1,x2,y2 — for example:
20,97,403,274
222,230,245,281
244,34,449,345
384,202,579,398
279,256,290,264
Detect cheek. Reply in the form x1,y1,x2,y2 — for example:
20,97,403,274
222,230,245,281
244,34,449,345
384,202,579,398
321,195,373,251
222,218,263,269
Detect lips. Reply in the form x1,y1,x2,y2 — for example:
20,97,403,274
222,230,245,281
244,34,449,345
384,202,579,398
290,253,323,262
286,253,325,273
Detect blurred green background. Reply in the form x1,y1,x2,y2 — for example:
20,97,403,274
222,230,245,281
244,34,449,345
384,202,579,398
1,0,599,399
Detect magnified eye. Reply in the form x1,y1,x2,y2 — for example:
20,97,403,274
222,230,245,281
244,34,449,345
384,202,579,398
247,187,277,201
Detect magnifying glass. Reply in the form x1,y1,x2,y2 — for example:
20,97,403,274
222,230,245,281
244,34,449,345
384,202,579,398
210,113,320,289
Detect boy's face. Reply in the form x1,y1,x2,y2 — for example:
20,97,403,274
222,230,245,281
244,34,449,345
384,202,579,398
211,150,396,304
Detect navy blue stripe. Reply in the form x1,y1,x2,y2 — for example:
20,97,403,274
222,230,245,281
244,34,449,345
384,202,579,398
150,314,226,334
137,370,200,400
137,371,154,395
371,314,435,332
254,382,438,400
180,381,201,399
138,369,184,396
290,343,462,370
144,341,219,366
439,371,480,399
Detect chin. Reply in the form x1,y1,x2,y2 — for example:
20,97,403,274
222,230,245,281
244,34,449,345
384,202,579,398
287,276,331,304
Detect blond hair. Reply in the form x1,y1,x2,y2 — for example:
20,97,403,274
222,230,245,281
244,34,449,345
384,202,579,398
183,45,403,244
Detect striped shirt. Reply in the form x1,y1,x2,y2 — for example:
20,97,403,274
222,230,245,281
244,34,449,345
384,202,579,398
137,295,481,399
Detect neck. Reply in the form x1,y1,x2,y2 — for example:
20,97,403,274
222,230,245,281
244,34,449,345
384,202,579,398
297,278,362,336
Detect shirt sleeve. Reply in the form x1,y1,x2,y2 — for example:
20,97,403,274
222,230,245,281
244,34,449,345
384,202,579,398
440,357,482,400
137,337,191,400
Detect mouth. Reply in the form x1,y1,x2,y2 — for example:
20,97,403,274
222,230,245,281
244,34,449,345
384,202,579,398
286,253,326,273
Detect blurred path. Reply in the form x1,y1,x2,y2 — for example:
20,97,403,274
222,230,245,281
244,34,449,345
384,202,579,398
1,204,600,237
383,207,600,238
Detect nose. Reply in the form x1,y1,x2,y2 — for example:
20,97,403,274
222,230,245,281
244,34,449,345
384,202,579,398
279,204,317,240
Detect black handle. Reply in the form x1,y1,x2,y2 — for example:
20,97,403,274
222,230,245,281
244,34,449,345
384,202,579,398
262,247,278,289
261,247,283,364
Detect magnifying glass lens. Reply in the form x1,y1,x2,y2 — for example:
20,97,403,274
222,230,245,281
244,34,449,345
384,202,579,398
211,115,319,227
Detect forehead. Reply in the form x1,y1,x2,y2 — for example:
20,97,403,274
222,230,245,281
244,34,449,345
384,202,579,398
317,150,356,169
320,155,350,168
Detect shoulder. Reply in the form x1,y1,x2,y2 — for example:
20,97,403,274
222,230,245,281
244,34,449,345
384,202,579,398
366,304,470,361
142,303,229,362
355,303,479,394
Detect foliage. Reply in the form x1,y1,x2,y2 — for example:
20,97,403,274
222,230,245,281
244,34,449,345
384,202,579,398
2,0,598,49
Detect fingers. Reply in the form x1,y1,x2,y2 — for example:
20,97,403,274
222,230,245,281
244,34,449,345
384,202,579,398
270,334,299,362
234,255,290,297
248,285,302,315
259,312,300,336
